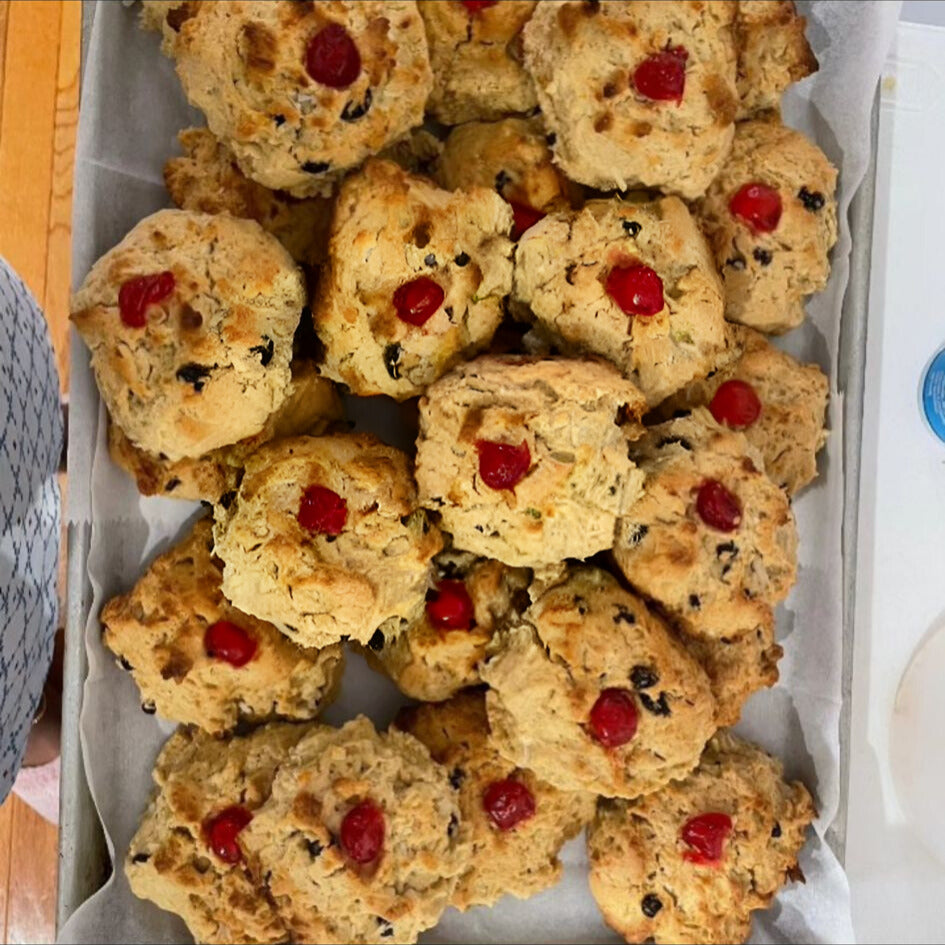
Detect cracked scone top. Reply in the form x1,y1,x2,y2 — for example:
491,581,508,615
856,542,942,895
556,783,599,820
418,0,538,124
71,208,304,462
397,691,596,911
655,325,829,495
241,716,465,945
480,568,717,798
213,433,442,649
415,355,647,567
102,517,344,735
314,160,514,400
696,118,838,334
513,196,727,406
587,731,814,945
365,547,531,702
522,1,738,198
125,723,310,945
168,1,433,197
108,359,344,502
614,413,798,640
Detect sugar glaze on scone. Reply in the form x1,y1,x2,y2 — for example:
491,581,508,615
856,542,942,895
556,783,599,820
587,731,814,945
481,568,717,798
513,196,727,406
415,355,647,567
71,209,304,462
523,1,738,198
213,433,442,650
314,159,514,400
397,691,596,910
613,413,798,640
241,716,465,945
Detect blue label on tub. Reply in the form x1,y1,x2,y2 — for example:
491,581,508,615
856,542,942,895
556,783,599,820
922,349,945,444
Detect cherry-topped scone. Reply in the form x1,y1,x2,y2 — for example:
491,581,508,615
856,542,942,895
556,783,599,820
212,433,442,650
365,547,531,702
153,1,433,197
415,355,648,567
71,209,304,462
438,117,582,243
696,117,838,334
613,413,798,640
587,731,815,945
396,691,596,911
513,196,727,406
102,517,345,734
522,1,738,198
125,723,312,945
418,0,538,124
240,716,466,944
655,324,830,496
108,359,344,502
480,568,717,798
313,159,514,400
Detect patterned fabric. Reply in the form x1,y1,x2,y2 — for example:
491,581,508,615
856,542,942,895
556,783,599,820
0,258,62,804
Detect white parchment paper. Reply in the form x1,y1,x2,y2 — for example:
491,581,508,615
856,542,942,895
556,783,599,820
59,2,900,942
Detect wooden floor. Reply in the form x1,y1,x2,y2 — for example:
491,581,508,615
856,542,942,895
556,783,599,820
0,1,81,942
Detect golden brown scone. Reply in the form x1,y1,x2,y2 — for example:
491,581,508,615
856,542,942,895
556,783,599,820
654,325,829,495
523,1,738,198
314,159,514,400
419,0,538,124
512,196,727,406
613,413,798,640
125,723,310,945
71,209,304,462
108,360,344,502
415,355,647,567
587,731,814,945
164,127,335,267
481,568,717,798
213,433,442,650
139,0,199,51
102,517,344,735
696,118,838,334
735,1,818,119
365,547,531,702
241,717,465,944
396,691,596,910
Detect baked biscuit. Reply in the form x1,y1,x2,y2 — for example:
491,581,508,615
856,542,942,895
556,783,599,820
139,0,199,52
126,723,310,945
513,197,727,406
481,568,717,798
71,209,304,461
587,731,814,945
613,413,798,640
419,0,538,124
396,691,596,910
523,1,738,198
438,117,581,241
314,159,514,400
102,517,344,735
170,1,432,197
415,355,647,567
736,1,817,119
696,118,838,334
213,433,442,650
108,360,344,502
655,325,829,495
366,548,531,702
242,716,465,944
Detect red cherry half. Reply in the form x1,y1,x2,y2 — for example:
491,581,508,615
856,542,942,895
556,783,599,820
633,47,688,103
426,579,475,631
305,23,361,89
461,0,497,11
118,271,175,328
730,183,782,233
476,439,531,491
606,264,664,318
709,379,762,430
298,485,348,536
204,806,253,864
393,277,444,327
695,480,742,533
589,688,639,748
483,779,535,832
204,620,257,668
340,800,385,864
508,200,545,240
681,812,732,865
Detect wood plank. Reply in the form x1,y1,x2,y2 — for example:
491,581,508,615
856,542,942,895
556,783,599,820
0,0,63,304
0,795,14,943
0,2,9,141
43,0,81,395
5,797,57,945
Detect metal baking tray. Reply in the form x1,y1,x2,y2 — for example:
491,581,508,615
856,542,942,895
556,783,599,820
55,0,881,930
